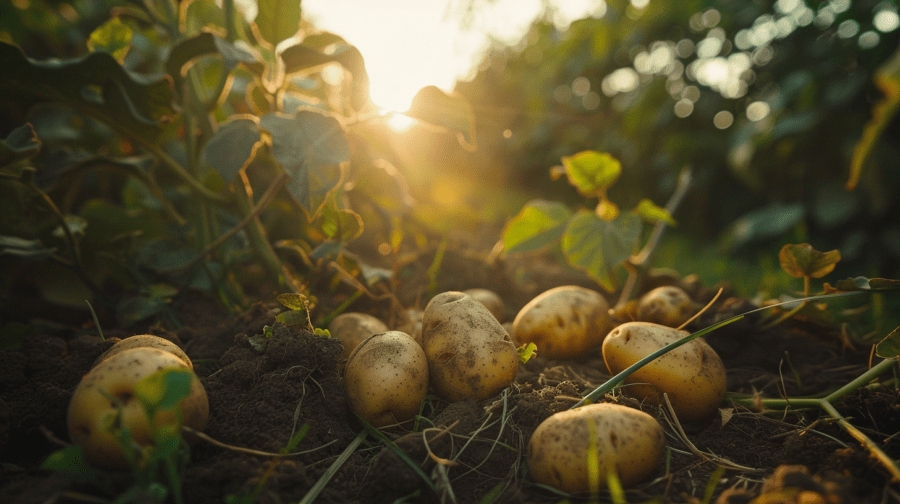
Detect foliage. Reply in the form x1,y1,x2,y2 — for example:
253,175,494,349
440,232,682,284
503,150,672,292
0,0,474,326
458,0,900,282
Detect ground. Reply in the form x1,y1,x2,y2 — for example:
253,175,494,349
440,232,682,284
1,248,898,504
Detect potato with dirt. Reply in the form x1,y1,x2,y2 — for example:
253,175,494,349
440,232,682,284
67,347,209,469
421,291,518,402
636,285,695,327
602,321,726,422
93,334,193,368
328,312,390,359
343,331,428,427
528,402,665,493
511,285,615,359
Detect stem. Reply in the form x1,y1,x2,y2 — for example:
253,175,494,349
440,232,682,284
616,167,692,307
236,172,293,291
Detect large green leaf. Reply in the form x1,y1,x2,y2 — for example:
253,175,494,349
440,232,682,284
502,199,571,254
405,86,476,149
0,42,176,142
166,32,262,86
259,109,349,218
254,0,302,47
562,211,642,292
281,42,370,111
204,117,263,182
87,17,133,62
0,123,40,169
560,151,621,197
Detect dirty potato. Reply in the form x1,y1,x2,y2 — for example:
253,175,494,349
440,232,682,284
93,334,192,369
528,403,665,493
602,321,726,422
328,312,390,359
511,285,615,359
343,331,428,427
422,291,518,402
68,347,209,470
636,286,695,327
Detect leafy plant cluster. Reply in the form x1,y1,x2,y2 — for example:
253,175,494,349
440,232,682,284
458,0,900,280
0,0,470,326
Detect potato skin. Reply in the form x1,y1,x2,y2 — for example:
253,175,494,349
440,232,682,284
68,347,209,469
343,331,428,427
602,322,726,422
462,288,506,322
93,334,192,369
528,403,665,492
636,286,695,327
511,285,615,360
422,292,518,402
328,312,390,360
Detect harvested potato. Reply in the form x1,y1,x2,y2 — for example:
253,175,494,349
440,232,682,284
636,286,695,327
343,331,428,427
68,347,209,469
462,288,506,322
422,291,518,402
511,285,615,359
93,334,192,369
602,322,726,422
328,312,390,359
528,403,665,493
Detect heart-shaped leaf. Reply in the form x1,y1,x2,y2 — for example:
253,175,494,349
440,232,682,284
254,0,302,47
259,109,349,218
405,86,476,150
204,117,263,182
876,327,900,359
502,199,571,254
277,292,309,311
560,151,621,197
562,211,642,292
779,243,841,279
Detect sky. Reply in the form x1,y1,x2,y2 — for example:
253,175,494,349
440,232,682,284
300,0,605,112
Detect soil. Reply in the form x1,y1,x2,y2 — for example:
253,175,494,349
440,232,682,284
1,248,898,504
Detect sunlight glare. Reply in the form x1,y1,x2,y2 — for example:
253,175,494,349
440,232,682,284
385,112,416,133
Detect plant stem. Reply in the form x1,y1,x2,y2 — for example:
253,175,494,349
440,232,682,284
236,172,293,291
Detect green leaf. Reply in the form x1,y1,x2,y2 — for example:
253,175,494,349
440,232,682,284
778,243,841,279
825,276,900,293
41,445,95,477
405,86,476,149
254,0,302,47
562,211,642,292
0,235,56,261
135,368,193,411
634,198,675,225
560,151,621,196
848,43,900,190
517,342,537,364
87,17,133,62
259,110,349,218
277,292,309,311
166,32,262,87
318,202,363,241
0,42,176,142
282,42,370,111
875,327,900,359
0,123,40,168
502,199,571,253
204,117,263,182
276,310,309,326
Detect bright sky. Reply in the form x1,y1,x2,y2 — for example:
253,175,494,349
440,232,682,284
301,0,604,112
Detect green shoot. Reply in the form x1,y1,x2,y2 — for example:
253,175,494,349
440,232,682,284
297,431,368,504
85,300,104,340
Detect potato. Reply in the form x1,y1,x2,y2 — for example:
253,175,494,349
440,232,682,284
68,347,209,469
636,286,694,327
511,285,615,360
93,334,192,369
422,291,518,402
343,331,428,427
328,312,390,359
528,403,665,493
602,322,726,422
462,288,506,322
